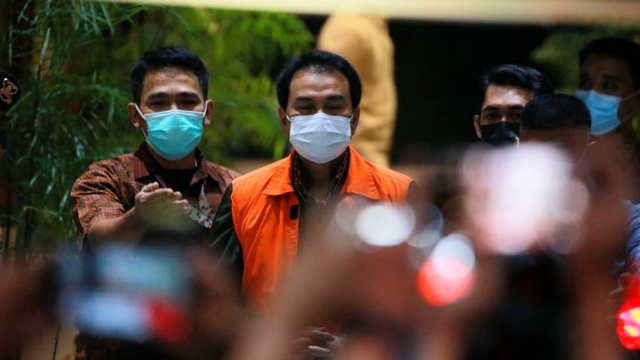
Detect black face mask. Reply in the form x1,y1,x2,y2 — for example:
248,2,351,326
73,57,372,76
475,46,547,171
480,121,520,146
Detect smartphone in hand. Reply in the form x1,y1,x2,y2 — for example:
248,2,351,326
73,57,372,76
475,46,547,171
57,245,192,343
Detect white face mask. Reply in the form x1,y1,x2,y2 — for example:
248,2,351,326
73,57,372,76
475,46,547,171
287,112,353,164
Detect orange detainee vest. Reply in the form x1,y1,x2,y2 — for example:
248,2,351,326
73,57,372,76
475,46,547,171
230,147,413,309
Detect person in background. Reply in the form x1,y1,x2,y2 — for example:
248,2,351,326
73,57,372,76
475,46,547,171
317,13,396,168
577,37,640,139
473,64,554,146
577,37,640,202
0,69,19,262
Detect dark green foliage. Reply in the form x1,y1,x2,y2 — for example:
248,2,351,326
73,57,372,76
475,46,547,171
0,1,312,254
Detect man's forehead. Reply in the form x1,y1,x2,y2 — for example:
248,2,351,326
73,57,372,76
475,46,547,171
580,55,632,78
141,68,202,96
290,69,349,93
483,84,534,108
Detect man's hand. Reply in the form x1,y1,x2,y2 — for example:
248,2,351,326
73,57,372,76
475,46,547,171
87,182,192,245
290,327,339,360
0,260,55,356
610,272,631,313
133,182,190,231
163,251,243,360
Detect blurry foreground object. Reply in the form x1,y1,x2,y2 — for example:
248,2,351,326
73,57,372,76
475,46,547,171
317,13,396,168
617,274,640,349
462,143,588,255
0,259,55,357
57,245,192,344
229,136,632,360
57,245,240,360
228,196,503,360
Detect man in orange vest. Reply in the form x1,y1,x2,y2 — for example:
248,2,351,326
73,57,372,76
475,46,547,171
210,50,418,359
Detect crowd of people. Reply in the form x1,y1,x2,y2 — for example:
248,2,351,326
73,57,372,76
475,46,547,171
0,31,640,360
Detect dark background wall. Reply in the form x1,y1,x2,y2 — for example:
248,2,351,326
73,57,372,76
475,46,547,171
300,16,553,163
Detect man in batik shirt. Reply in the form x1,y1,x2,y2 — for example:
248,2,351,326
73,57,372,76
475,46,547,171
71,47,240,360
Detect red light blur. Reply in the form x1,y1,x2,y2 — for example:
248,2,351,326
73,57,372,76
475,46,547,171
417,258,474,307
618,275,640,349
148,297,190,344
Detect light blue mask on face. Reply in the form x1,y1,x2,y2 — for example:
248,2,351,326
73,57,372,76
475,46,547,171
136,104,206,161
576,89,634,136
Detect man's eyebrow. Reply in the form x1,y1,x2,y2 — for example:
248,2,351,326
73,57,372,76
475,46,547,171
293,96,314,103
146,91,201,99
482,104,526,112
482,105,500,112
326,95,347,101
147,92,169,99
177,91,201,98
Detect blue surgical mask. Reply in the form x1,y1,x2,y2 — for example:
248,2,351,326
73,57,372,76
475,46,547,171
576,89,636,136
135,104,206,161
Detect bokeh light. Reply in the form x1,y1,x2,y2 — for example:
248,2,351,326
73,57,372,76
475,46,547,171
355,204,416,247
462,143,588,255
417,233,476,306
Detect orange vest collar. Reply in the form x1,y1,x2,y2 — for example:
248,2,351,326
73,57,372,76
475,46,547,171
261,147,381,200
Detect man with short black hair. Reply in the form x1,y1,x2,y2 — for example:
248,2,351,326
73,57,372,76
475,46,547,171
473,64,554,146
578,37,640,137
210,50,417,359
71,47,240,360
72,47,239,253
520,93,592,163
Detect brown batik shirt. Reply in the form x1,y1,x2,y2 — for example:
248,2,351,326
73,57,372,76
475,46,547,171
291,150,350,246
71,142,240,253
70,143,240,360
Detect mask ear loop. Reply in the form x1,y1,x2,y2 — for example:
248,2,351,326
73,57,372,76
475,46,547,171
134,103,150,139
201,101,208,120
620,90,640,123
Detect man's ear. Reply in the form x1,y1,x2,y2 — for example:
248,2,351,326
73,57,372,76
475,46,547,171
128,103,143,129
278,107,290,138
473,114,482,139
350,107,360,138
203,99,214,127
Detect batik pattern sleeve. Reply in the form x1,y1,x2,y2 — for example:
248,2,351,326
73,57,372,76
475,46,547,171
626,201,640,273
209,183,244,283
71,156,138,251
